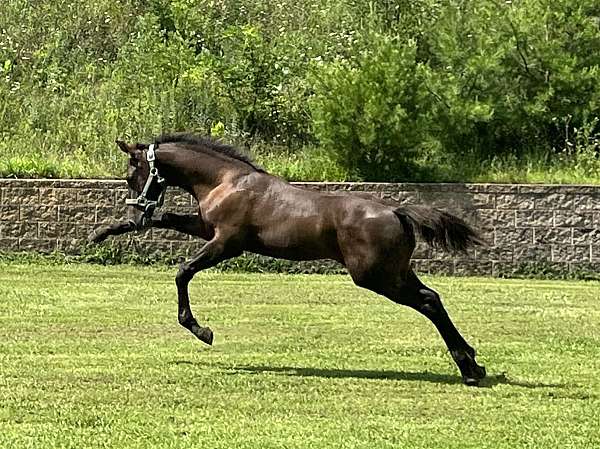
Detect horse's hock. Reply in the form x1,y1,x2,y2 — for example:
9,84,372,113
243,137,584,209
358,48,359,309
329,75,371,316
1,179,599,276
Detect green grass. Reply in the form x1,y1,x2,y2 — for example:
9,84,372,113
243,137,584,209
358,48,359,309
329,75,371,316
1,263,599,448
254,146,350,182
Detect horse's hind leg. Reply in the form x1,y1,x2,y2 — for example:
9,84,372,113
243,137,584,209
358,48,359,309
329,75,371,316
351,266,486,385
399,270,486,385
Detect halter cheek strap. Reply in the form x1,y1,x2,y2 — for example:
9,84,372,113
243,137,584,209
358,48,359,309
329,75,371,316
125,144,167,227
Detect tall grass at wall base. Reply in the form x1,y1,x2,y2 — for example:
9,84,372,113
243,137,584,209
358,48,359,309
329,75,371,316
1,143,598,184
0,155,100,179
0,245,346,275
1,246,599,280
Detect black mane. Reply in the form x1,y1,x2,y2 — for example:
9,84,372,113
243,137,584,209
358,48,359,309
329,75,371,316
155,133,264,172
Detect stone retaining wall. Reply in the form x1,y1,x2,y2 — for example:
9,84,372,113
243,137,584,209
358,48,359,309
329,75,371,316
1,179,599,276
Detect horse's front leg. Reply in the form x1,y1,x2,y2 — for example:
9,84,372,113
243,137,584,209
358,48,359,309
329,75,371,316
176,234,241,344
88,219,138,243
151,212,213,239
89,213,211,243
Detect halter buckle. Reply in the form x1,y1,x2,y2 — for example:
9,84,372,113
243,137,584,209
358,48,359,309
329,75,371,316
146,144,156,162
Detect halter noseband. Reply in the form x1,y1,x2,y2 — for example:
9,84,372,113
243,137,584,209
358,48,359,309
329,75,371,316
125,143,166,227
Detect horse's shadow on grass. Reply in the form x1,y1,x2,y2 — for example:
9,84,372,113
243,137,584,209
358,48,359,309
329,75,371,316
172,361,564,389
224,365,563,388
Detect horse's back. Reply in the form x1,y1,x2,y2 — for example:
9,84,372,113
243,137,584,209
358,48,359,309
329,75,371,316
236,174,413,266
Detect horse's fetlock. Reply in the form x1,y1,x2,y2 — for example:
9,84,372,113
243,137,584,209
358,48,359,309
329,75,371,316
178,311,196,328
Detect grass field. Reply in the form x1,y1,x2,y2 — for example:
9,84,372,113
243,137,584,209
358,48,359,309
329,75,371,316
1,263,599,449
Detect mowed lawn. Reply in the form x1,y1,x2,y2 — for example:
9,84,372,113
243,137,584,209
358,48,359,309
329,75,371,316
0,264,599,449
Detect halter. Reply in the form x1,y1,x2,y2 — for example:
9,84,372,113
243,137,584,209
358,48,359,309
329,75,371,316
125,144,167,227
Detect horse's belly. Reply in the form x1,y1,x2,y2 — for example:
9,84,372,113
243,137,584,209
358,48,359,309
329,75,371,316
248,221,339,261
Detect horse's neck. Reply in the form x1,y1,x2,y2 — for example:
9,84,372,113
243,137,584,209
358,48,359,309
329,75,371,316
158,148,248,201
190,169,247,202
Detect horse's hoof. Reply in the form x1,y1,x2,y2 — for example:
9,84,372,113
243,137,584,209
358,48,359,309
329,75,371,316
475,364,487,379
197,327,214,346
88,230,106,244
463,376,482,386
463,364,486,386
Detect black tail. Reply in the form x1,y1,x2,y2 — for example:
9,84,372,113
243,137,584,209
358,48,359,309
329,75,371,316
394,205,485,252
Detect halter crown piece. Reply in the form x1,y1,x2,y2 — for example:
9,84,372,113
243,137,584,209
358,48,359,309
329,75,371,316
125,143,167,227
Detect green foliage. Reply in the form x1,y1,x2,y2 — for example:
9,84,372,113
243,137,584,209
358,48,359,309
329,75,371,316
310,0,600,178
0,0,598,181
423,0,600,159
0,246,346,274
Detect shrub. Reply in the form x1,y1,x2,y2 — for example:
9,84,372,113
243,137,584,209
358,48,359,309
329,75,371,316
310,35,436,180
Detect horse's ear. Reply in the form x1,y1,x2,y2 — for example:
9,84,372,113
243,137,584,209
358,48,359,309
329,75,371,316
116,139,135,154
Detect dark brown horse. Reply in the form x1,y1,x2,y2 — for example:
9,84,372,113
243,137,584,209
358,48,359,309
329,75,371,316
91,134,487,385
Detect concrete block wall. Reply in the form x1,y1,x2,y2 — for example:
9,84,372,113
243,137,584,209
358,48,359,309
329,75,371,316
1,179,599,276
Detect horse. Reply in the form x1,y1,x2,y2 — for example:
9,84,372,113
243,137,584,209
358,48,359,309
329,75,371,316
91,134,487,386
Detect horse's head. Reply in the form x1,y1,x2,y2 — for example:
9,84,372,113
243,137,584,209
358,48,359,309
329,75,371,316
116,139,167,225
116,140,151,195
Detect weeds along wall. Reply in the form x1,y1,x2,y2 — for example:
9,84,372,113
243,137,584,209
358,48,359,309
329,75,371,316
1,179,599,276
